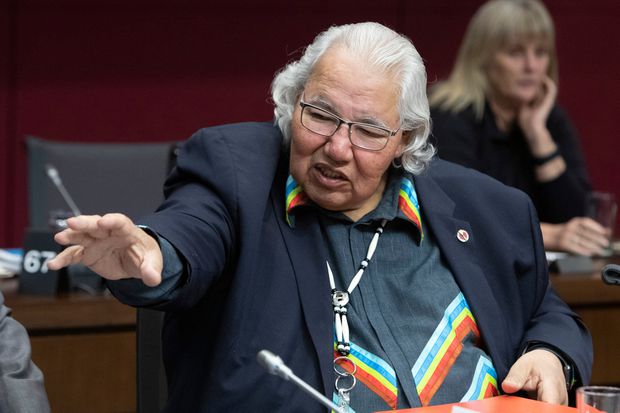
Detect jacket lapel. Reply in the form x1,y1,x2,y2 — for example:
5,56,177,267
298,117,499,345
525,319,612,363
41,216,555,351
415,171,512,379
270,162,334,398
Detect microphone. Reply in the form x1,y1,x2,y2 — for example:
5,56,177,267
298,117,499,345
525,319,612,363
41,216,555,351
45,163,82,217
602,264,620,286
257,349,344,413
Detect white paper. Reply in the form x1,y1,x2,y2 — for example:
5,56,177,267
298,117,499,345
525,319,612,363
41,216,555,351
451,406,479,413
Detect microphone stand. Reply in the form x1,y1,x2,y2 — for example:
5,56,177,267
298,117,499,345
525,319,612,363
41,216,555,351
45,163,82,217
257,349,345,413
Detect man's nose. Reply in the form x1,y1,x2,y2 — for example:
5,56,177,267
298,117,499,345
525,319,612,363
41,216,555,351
324,123,353,161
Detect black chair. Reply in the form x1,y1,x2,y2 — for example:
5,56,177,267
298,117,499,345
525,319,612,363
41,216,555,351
136,308,167,413
26,136,175,227
26,136,175,412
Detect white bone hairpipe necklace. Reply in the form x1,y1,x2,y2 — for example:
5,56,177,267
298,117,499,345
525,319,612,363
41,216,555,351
327,219,388,356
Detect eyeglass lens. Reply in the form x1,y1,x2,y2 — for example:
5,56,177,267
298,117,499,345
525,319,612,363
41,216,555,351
301,105,390,151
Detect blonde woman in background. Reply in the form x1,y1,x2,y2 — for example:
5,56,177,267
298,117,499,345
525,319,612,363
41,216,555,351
430,0,609,256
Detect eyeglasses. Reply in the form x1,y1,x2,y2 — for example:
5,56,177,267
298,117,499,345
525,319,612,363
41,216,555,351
299,100,400,151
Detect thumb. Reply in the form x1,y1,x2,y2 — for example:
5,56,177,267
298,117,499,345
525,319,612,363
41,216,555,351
502,364,530,394
140,260,163,287
138,246,164,287
134,227,164,287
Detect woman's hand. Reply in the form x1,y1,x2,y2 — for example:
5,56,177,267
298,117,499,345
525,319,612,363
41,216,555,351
47,214,163,287
516,76,568,182
541,218,611,256
518,76,557,149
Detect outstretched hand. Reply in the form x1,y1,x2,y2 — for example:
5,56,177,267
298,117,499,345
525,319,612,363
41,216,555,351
47,214,163,287
502,349,568,405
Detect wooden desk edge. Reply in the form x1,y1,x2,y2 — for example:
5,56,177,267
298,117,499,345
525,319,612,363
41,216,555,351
2,278,136,330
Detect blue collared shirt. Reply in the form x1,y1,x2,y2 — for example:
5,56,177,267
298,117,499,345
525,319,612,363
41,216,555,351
287,168,497,411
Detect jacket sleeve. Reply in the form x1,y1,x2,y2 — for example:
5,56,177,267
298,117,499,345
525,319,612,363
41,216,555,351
520,198,593,385
107,123,282,312
108,127,239,312
0,292,51,413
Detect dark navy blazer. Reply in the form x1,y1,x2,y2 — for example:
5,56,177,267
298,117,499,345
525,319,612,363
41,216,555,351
110,122,592,412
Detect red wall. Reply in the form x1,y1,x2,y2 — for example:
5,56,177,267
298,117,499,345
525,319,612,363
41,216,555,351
1,2,11,246
1,0,619,246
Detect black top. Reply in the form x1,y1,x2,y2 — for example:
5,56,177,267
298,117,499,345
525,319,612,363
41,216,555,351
430,103,591,223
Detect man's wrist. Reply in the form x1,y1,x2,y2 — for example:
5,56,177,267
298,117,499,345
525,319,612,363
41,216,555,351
523,342,576,392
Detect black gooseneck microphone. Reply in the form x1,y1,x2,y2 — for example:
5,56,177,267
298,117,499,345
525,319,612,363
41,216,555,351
602,264,620,286
256,349,345,413
45,163,82,217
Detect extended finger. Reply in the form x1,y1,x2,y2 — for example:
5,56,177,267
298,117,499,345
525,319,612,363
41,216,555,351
78,235,136,268
565,235,599,257
579,217,611,236
578,234,609,254
97,213,138,237
54,228,98,247
64,215,110,239
542,76,557,99
47,245,84,270
577,219,611,249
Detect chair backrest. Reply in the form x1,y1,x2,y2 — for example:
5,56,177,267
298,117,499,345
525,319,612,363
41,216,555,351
26,136,175,228
26,136,175,412
136,308,167,413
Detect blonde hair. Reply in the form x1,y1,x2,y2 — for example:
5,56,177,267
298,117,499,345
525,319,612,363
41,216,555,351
429,0,558,119
271,22,435,175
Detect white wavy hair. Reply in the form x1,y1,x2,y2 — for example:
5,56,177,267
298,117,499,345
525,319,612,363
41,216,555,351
271,22,435,175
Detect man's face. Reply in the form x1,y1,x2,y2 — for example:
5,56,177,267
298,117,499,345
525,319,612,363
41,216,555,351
289,47,407,221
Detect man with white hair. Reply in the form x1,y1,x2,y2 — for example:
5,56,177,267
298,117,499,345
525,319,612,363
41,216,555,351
49,22,591,412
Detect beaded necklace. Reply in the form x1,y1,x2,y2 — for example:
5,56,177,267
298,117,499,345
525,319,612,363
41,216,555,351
326,218,388,409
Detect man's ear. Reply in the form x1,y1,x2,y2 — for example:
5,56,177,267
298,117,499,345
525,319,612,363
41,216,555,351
397,130,414,156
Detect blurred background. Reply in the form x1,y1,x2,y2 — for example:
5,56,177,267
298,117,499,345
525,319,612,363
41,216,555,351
0,0,618,243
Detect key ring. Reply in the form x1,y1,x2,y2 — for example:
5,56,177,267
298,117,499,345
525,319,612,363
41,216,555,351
334,356,357,396
333,356,357,377
335,374,357,394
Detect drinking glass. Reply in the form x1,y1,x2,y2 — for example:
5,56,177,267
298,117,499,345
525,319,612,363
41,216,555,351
586,192,618,256
577,386,620,413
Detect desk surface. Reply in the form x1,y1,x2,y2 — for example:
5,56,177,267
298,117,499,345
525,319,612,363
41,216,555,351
0,277,137,413
376,395,577,413
2,257,616,328
551,257,620,306
0,277,135,331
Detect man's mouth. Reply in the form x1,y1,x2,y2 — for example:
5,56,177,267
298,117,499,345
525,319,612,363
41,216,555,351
314,164,348,185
